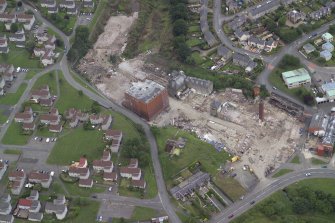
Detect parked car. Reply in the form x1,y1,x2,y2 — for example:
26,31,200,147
250,201,256,205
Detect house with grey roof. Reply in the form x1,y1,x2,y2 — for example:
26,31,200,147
217,45,232,61
233,53,257,72
310,6,331,20
303,43,316,54
248,36,265,49
0,214,13,223
322,42,334,52
45,201,67,220
234,29,250,42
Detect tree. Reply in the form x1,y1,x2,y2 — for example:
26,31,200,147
293,198,310,214
278,15,286,27
173,19,188,36
170,3,188,21
78,90,83,96
17,1,22,7
55,39,63,47
25,40,35,54
10,23,18,33
329,24,335,35
279,55,300,68
91,101,101,114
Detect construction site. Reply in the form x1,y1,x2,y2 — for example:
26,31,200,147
76,9,303,184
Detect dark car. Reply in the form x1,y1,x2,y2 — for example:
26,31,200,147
91,195,97,199
228,214,234,219
250,201,256,205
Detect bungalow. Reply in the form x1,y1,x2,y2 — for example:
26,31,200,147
105,129,122,141
69,116,79,128
92,160,113,173
90,114,103,124
31,86,50,100
102,150,111,161
103,172,118,182
119,167,141,181
68,167,90,179
28,212,44,222
101,114,112,130
17,14,35,30
0,202,11,215
0,13,15,24
0,0,7,13
0,214,13,223
18,199,41,213
131,179,146,189
8,170,26,195
40,114,60,125
49,124,62,133
45,202,67,220
28,171,52,188
40,0,56,8
59,0,75,8
39,98,53,107
14,111,33,123
0,162,7,181
78,178,93,188
22,122,36,131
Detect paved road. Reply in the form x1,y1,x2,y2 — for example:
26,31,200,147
211,168,335,223
14,3,182,223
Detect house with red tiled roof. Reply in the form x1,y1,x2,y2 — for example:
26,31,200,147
78,178,93,188
102,150,111,161
14,107,33,124
17,14,35,30
68,167,90,179
18,198,41,213
101,114,112,130
78,157,87,168
105,130,122,141
131,179,146,189
39,98,53,107
92,160,113,173
0,13,16,24
49,124,62,133
28,171,52,188
31,85,50,100
103,172,118,182
22,122,36,131
8,170,25,195
119,167,141,181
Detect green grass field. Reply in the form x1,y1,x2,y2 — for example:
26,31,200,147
0,48,40,68
63,182,105,197
131,207,162,220
232,178,335,223
310,157,327,165
0,83,27,105
3,149,22,155
212,174,246,201
153,126,230,188
290,155,300,164
272,169,294,178
33,71,58,95
0,112,8,124
2,122,31,145
89,0,108,32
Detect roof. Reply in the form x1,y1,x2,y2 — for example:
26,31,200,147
9,170,25,179
320,50,332,58
103,172,117,180
45,202,66,214
282,68,311,85
322,82,335,97
23,122,35,129
79,178,93,186
322,32,333,40
126,80,165,103
49,124,62,131
40,114,58,122
128,159,138,168
0,215,13,222
322,42,334,49
249,0,279,17
131,179,146,188
217,45,231,57
322,115,335,146
53,195,65,205
28,212,43,221
120,167,141,176
18,198,32,207
28,171,50,181
102,150,110,160
309,112,329,131
69,166,89,175
303,43,316,52
105,129,122,138
78,158,87,167
92,160,113,168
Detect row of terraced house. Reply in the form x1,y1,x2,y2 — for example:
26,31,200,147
40,0,94,14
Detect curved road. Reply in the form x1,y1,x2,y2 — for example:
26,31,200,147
212,168,335,223
14,3,182,223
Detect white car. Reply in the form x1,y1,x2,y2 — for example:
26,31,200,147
46,138,50,143
50,171,55,176
305,173,311,176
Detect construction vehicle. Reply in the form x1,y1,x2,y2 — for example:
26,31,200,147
231,156,241,162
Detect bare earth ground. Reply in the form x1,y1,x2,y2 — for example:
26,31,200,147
78,12,302,185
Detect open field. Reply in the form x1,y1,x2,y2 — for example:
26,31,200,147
232,178,335,223
3,149,22,155
212,173,246,201
0,83,27,105
63,182,105,197
2,122,31,145
272,169,294,178
290,155,300,164
131,206,162,220
153,126,230,188
0,48,40,68
311,157,327,165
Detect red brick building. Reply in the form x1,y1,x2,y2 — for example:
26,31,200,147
124,80,169,121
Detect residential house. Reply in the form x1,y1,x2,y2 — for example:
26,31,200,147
69,116,79,128
41,50,54,67
119,167,141,181
53,195,66,205
310,6,331,20
14,107,33,123
0,214,13,223
27,190,39,201
39,98,53,107
83,0,94,8
8,170,26,195
287,10,305,24
45,40,55,50
320,50,332,61
40,113,60,125
76,111,89,121
322,42,334,52
128,158,138,168
110,139,121,153
49,124,62,133
33,47,46,57
0,37,8,54
228,15,246,31
105,129,122,141
28,212,44,222
47,5,58,13
28,171,52,188
78,178,93,188
232,53,257,72
303,43,316,54
59,0,75,8
0,0,7,13
264,39,277,52
45,201,67,220
131,179,146,189
77,157,88,168
101,114,112,130
90,114,103,124
217,45,232,61
226,0,239,13
67,6,78,15
234,29,250,41
31,85,50,100
248,0,280,20
322,32,333,42
0,13,15,24
248,36,265,49
40,0,56,7
92,160,113,173
68,167,90,179
22,122,36,131
35,33,48,43
8,29,25,44
17,14,35,30
18,199,41,213
103,172,118,182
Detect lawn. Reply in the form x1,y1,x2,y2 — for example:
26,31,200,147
24,70,41,80
310,157,327,165
3,149,22,155
188,25,200,33
212,173,246,201
47,127,106,164
191,52,206,65
131,207,162,221
272,169,294,178
32,71,58,95
186,38,204,47
0,83,27,105
45,12,77,35
0,111,8,124
63,181,105,197
153,126,230,188
55,73,94,113
290,155,300,164
0,48,40,68
2,122,31,145
232,178,335,223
